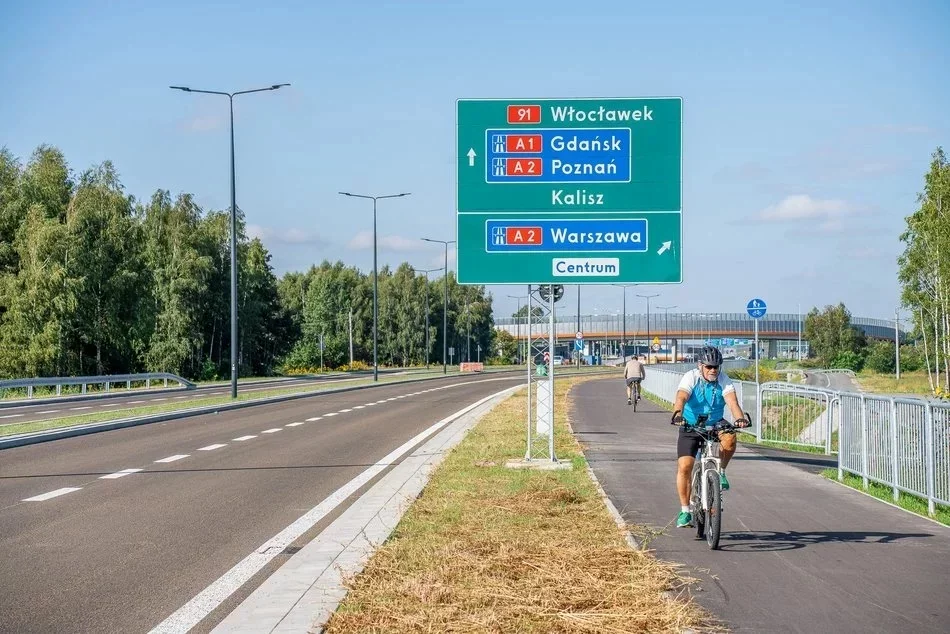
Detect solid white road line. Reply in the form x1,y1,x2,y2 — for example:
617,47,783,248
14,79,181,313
155,455,189,463
23,487,82,501
148,404,477,634
100,468,143,480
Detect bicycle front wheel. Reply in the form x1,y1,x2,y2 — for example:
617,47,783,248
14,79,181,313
690,462,704,539
704,470,722,549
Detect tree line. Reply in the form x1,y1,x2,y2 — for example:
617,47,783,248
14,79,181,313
0,145,495,380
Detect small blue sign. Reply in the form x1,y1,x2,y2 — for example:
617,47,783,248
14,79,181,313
746,298,767,319
574,339,583,351
485,219,647,253
485,128,632,184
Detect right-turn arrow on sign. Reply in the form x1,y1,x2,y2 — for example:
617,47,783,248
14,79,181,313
657,241,672,255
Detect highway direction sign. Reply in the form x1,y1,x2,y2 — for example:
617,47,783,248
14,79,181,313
456,98,682,285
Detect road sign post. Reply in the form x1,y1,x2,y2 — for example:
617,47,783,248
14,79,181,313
457,98,683,285
746,298,767,434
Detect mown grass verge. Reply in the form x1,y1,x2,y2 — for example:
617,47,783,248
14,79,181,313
323,376,716,633
820,468,950,526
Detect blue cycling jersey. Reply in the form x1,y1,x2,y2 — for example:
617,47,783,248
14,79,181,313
677,369,735,425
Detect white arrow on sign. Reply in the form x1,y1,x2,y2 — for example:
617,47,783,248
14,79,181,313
657,241,672,255
467,148,476,167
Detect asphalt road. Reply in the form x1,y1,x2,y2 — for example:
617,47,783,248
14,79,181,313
0,373,523,633
805,370,860,392
571,378,950,633
0,371,416,427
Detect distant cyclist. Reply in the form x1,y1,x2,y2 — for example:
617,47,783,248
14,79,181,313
670,346,750,528
624,354,646,405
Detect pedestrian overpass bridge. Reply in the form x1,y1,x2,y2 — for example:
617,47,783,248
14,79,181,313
494,312,904,360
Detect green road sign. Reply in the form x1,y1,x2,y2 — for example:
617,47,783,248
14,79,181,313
455,97,682,285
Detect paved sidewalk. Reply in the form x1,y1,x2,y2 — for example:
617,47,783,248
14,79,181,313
571,378,950,633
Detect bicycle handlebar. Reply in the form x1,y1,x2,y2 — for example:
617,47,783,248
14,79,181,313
671,411,753,432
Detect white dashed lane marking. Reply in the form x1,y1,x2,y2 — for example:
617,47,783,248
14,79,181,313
155,454,189,463
262,428,282,434
198,444,227,451
233,435,256,441
100,468,143,480
285,422,304,427
69,407,91,411
23,487,82,502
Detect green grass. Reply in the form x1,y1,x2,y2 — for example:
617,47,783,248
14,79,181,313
821,468,950,526
854,370,940,396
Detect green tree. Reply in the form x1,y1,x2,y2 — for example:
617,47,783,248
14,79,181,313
898,147,950,395
803,303,867,365
66,161,142,375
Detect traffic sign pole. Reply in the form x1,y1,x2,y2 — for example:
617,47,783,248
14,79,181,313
746,298,767,431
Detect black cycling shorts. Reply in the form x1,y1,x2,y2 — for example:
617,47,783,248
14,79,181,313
677,426,736,458
677,428,704,459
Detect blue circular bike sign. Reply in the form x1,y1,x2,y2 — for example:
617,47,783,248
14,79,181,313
746,298,767,319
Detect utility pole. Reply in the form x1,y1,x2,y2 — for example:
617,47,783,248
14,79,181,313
895,308,901,380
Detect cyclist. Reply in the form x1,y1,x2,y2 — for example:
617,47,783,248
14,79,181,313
670,346,750,528
624,354,646,405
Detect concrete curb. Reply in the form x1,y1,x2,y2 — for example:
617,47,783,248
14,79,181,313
0,373,520,450
210,384,523,633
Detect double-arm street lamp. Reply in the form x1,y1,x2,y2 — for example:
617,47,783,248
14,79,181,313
421,237,456,374
412,266,442,369
339,192,411,381
170,82,290,399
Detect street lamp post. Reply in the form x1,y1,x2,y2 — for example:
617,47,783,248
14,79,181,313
170,82,289,399
340,192,411,381
657,305,677,362
636,293,660,363
612,284,636,363
507,294,527,364
413,266,441,369
422,237,456,374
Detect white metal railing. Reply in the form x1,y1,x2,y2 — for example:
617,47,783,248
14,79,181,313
0,372,196,401
641,366,949,517
640,366,759,437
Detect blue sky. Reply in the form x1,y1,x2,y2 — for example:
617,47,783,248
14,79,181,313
2,0,947,323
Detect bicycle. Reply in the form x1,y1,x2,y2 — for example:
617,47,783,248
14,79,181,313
673,412,752,550
626,379,642,412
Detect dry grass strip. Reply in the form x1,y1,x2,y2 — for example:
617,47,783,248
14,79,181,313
324,376,720,633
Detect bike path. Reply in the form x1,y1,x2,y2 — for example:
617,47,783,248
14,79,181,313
571,378,950,633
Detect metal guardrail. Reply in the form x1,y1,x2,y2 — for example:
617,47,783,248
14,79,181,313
641,367,949,517
0,373,196,399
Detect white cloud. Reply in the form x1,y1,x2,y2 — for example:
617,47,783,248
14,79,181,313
347,230,420,251
247,224,328,246
759,195,853,222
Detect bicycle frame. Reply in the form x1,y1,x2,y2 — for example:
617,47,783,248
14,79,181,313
694,435,722,514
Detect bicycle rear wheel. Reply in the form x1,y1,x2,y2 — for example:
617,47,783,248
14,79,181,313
690,462,704,538
704,470,722,549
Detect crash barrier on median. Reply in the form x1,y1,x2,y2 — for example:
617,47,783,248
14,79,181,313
0,372,196,400
641,366,950,517
459,362,484,372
